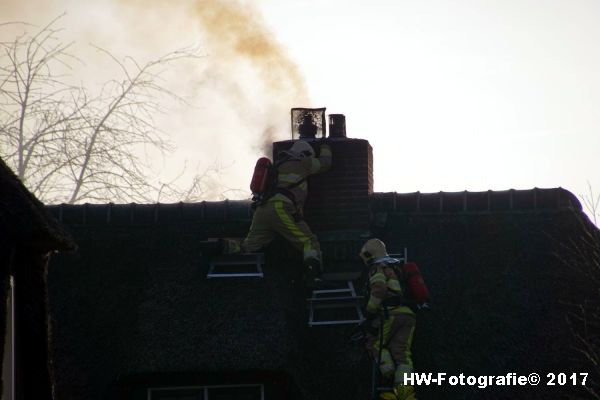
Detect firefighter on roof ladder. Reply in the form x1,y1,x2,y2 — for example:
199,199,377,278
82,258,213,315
223,139,332,286
360,238,417,400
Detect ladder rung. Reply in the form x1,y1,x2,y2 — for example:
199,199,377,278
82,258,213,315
309,318,365,326
311,302,363,310
207,272,264,278
312,288,355,295
207,253,264,279
307,280,364,326
307,295,364,302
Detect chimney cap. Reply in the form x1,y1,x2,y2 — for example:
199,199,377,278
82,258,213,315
291,107,326,139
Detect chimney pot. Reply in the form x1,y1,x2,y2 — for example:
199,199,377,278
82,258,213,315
329,114,346,138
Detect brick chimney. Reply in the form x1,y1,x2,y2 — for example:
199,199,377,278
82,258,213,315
272,114,373,232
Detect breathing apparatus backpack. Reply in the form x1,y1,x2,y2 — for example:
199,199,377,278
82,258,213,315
250,157,275,205
249,157,306,207
401,262,431,307
366,257,431,313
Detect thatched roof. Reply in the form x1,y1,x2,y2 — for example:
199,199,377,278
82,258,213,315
46,188,598,399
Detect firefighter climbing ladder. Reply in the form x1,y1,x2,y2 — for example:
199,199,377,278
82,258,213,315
371,249,408,400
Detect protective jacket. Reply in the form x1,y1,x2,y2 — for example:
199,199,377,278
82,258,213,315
241,143,331,262
271,145,332,210
367,257,415,317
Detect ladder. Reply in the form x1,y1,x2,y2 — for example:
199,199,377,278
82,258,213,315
207,253,265,278
201,238,265,279
307,276,365,326
389,249,408,264
371,361,395,399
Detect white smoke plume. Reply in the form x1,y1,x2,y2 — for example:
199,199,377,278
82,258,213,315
1,0,309,199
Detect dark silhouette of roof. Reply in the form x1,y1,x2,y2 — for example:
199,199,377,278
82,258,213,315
0,157,76,400
45,188,598,400
0,157,75,252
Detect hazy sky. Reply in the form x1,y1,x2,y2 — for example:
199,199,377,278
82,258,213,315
2,0,600,213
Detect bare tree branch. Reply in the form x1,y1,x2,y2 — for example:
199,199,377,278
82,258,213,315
581,181,600,226
1,17,213,204
554,216,600,399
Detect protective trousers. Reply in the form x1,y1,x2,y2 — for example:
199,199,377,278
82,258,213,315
242,199,321,261
367,312,417,400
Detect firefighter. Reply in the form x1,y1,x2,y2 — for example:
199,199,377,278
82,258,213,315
360,238,417,400
224,139,332,286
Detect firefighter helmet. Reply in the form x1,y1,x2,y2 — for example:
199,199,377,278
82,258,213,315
288,140,315,159
359,238,388,265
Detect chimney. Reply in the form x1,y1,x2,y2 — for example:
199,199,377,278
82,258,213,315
273,110,373,232
328,114,346,138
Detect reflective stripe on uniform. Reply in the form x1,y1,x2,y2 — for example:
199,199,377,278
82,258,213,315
367,296,382,313
370,272,386,285
405,326,415,368
373,316,393,350
278,173,303,184
269,193,293,203
274,200,312,256
387,278,402,291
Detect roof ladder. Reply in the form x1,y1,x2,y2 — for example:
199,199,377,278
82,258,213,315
206,253,265,279
389,248,408,264
371,360,395,399
307,280,365,326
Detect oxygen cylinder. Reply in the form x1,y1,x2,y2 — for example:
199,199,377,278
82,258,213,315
250,157,273,194
401,262,430,305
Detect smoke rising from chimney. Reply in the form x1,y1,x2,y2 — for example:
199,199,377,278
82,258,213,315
191,0,307,96
189,0,309,154
119,0,309,157
2,0,309,198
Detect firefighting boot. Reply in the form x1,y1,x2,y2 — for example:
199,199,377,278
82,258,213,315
303,257,323,288
394,385,416,400
217,238,242,255
379,392,399,400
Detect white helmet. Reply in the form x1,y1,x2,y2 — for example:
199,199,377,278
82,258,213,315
287,140,315,159
359,238,388,265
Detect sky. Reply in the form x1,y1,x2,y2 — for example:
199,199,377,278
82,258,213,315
2,0,600,216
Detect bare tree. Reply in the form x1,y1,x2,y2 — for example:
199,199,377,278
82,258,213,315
0,18,82,201
555,218,600,399
0,17,208,204
581,182,600,227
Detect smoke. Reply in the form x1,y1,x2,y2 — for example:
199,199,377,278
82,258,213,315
190,0,307,99
117,0,308,155
112,0,310,195
189,0,309,154
1,0,309,198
